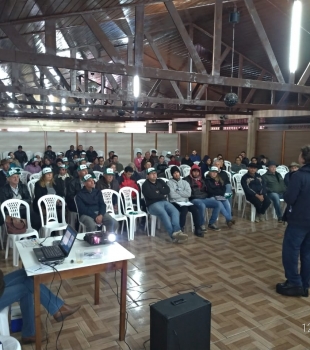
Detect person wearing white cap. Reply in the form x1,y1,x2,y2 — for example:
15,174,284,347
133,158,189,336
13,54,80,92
96,168,119,192
76,174,117,233
66,164,89,212
174,149,182,163
164,151,172,164
54,164,73,199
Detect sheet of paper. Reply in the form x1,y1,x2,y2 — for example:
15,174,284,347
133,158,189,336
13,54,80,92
175,201,193,206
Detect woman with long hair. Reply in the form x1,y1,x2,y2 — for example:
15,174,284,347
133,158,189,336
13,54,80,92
205,166,234,227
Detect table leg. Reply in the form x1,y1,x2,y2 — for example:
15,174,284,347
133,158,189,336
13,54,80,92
34,276,41,350
95,273,100,305
119,260,127,341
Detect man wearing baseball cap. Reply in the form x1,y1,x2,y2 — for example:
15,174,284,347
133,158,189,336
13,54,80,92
96,168,119,192
0,169,41,231
75,174,117,233
142,167,188,243
66,164,89,212
241,162,271,222
174,149,182,163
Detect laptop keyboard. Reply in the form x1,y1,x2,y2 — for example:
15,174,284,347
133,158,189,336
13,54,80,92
41,246,64,259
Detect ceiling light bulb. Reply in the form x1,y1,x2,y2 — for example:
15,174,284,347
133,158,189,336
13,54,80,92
61,98,66,104
133,75,140,98
289,0,302,73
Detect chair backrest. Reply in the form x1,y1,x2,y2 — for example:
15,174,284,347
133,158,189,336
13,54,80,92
34,152,43,158
233,174,244,194
257,169,267,176
182,167,191,178
277,170,288,179
27,179,39,201
119,170,124,176
193,161,200,165
165,167,173,179
159,178,169,183
1,199,32,228
74,196,81,221
262,165,266,169
238,169,248,176
223,170,232,184
25,151,33,160
97,150,104,157
204,171,209,178
119,187,141,213
277,165,289,172
224,161,231,172
93,171,102,181
37,195,66,225
19,171,31,185
101,189,120,215
29,172,42,181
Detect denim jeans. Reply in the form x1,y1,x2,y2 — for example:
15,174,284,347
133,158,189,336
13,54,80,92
282,224,310,288
148,201,181,237
267,192,283,218
209,198,232,221
0,269,64,337
191,198,221,225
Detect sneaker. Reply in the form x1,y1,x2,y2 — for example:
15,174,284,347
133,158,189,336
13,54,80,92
255,216,260,223
200,225,207,231
278,217,283,223
208,224,221,231
194,228,204,237
172,230,188,242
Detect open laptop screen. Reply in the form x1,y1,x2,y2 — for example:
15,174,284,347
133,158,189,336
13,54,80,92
59,225,77,256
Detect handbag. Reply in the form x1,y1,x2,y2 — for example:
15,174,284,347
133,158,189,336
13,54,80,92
5,216,27,234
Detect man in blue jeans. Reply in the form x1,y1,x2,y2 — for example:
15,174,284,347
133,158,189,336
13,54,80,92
277,145,310,297
142,168,188,243
184,164,221,231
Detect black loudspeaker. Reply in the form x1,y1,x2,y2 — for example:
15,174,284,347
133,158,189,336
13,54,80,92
150,292,211,350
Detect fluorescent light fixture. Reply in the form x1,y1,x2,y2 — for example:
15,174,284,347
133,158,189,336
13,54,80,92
62,106,66,111
289,0,302,73
122,37,129,44
8,102,14,108
61,98,66,104
14,109,18,113
91,130,96,133
85,108,89,112
48,95,54,102
76,129,85,133
133,75,140,98
8,128,29,132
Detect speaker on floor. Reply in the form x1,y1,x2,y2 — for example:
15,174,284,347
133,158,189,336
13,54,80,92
150,292,211,350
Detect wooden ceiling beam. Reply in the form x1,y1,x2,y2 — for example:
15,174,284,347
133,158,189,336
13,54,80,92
135,5,144,68
212,0,223,76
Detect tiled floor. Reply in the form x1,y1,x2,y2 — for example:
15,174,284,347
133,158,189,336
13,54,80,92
2,208,310,350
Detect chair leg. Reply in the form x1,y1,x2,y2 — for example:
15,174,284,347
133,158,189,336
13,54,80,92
250,205,256,222
145,216,149,236
5,235,10,260
13,237,19,267
151,216,156,237
0,226,3,250
120,220,124,235
124,219,129,237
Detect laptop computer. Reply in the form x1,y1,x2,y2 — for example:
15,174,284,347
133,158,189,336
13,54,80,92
33,225,77,263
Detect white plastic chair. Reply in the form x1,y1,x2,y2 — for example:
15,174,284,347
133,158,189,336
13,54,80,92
0,307,10,335
29,172,42,181
101,189,129,238
182,167,191,178
37,195,67,238
223,170,232,184
165,168,173,179
93,171,102,181
2,151,9,160
238,169,248,176
25,150,33,160
0,335,21,350
262,165,266,169
277,165,289,172
27,179,39,202
19,171,31,185
277,170,288,179
224,160,231,172
233,174,245,211
242,200,257,222
119,187,148,241
159,178,169,183
74,197,87,233
97,150,104,157
34,152,43,158
119,170,124,176
204,171,209,178
1,200,39,266
257,169,267,176
179,165,190,176
193,161,200,165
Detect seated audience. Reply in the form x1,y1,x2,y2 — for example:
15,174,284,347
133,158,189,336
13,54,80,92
65,145,76,161
80,151,87,160
86,146,98,163
104,151,115,166
119,166,139,198
150,149,159,164
111,154,124,173
174,149,182,163
0,168,41,231
184,165,221,231
91,157,99,169
0,269,79,344
54,164,73,199
181,154,193,167
62,157,73,174
93,156,106,173
189,150,201,162
0,159,10,187
134,151,143,172
240,151,249,166
141,151,154,169
231,156,246,173
14,145,28,168
168,166,204,237
142,168,188,242
205,167,234,227
25,158,42,175
284,162,300,186
44,145,56,163
56,152,64,159
127,162,141,181
66,164,88,212
241,162,271,222
76,145,85,158
213,159,232,204
73,159,94,178
6,156,17,169
258,154,268,167
155,156,168,178
8,152,21,168
199,155,212,175
168,155,180,166
140,161,152,179
41,157,56,173
108,164,119,180
96,168,119,192
165,151,172,163
251,157,262,169
262,161,286,222
75,174,117,232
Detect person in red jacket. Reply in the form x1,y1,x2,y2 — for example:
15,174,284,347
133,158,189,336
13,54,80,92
119,166,139,198
168,155,181,166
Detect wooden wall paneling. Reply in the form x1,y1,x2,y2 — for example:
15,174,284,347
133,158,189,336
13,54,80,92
157,133,178,155
77,133,105,154
133,134,155,158
46,132,76,154
187,132,202,156
208,131,228,159
180,133,188,155
0,131,45,155
227,131,247,162
283,131,310,165
107,133,132,166
256,131,283,164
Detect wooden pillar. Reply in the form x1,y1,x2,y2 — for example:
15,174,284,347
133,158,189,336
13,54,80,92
201,117,211,156
247,115,259,158
168,121,177,134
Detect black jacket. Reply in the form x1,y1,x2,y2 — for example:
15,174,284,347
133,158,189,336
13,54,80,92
0,183,31,205
44,150,56,162
142,179,170,207
242,157,249,166
241,172,266,199
218,170,230,185
183,175,208,200
155,163,168,177
76,187,106,219
204,176,226,197
66,178,83,211
33,181,59,213
65,149,76,161
14,150,28,164
283,164,310,227
54,175,73,198
96,177,119,192
0,171,7,188
181,158,193,167
86,150,98,163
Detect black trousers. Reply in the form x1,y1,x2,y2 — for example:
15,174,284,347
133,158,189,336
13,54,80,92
172,202,201,229
246,195,271,215
19,208,41,232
